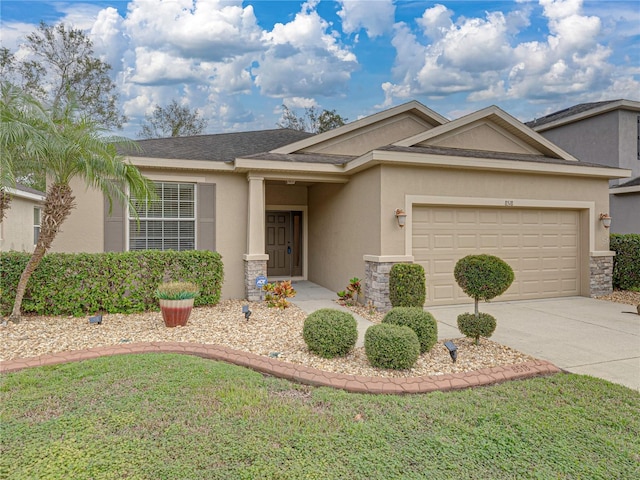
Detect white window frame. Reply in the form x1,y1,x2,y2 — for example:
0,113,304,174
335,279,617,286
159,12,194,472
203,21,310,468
127,182,197,251
33,206,41,245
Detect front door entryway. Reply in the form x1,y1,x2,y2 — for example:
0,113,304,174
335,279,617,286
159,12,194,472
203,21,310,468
266,211,303,277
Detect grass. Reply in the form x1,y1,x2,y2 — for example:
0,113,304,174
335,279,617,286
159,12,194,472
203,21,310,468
1,354,639,479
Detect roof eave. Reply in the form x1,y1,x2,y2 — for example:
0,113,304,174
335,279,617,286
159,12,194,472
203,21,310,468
344,149,632,179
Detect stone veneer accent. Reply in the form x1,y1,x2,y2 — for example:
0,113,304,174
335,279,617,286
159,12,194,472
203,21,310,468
244,259,267,301
364,261,398,312
589,255,614,297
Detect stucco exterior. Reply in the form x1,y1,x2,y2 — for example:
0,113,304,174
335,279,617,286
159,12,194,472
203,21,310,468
1,185,45,253
49,101,630,305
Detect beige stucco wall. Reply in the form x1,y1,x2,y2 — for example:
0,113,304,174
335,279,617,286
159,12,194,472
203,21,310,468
1,195,41,252
378,164,612,295
302,115,435,156
50,177,105,253
307,167,382,293
426,122,536,154
51,170,250,300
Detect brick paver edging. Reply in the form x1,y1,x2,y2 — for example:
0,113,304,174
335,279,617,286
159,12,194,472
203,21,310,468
0,342,560,394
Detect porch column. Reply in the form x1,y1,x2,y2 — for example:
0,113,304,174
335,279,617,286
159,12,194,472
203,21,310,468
243,175,269,301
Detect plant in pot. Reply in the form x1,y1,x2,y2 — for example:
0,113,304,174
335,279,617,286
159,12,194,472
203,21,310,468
155,281,199,327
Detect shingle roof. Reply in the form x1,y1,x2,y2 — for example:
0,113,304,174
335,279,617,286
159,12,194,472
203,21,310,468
240,151,355,165
525,100,622,128
378,145,618,169
15,182,45,197
612,176,640,188
121,129,314,162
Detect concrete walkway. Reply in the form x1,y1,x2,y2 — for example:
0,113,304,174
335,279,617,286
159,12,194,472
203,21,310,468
292,282,639,391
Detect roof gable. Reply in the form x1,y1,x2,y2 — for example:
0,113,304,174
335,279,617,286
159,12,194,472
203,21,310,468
270,101,449,157
395,106,577,160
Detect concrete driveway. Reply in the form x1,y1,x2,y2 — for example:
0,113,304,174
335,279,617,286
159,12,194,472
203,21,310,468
429,297,640,391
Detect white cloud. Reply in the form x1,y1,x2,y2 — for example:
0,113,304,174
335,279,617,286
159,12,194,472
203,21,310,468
337,0,395,38
382,0,633,110
122,0,264,61
253,1,358,98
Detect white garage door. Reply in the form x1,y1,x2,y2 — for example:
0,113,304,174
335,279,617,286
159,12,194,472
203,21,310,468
412,206,580,306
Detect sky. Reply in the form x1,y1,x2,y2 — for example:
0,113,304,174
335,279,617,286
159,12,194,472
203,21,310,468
1,0,639,138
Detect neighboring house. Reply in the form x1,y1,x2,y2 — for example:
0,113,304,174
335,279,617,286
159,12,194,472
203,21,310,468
527,99,640,234
0,183,45,253
51,102,630,309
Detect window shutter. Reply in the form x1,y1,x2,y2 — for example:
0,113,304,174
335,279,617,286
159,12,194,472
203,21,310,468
197,183,216,251
104,197,125,252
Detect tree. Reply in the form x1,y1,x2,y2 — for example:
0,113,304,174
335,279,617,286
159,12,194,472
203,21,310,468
12,22,126,129
137,100,208,139
0,83,51,219
1,91,154,322
277,105,347,133
453,254,514,344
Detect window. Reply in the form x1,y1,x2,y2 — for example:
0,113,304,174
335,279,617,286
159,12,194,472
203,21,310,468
33,207,41,244
128,182,195,251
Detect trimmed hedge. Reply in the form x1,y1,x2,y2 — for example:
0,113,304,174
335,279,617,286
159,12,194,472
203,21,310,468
382,307,438,353
389,263,426,307
0,250,223,316
457,312,497,344
302,308,358,358
610,234,640,291
454,255,514,302
365,323,420,370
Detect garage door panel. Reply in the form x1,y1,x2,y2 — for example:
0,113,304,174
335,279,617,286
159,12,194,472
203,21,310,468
413,206,580,306
458,234,477,249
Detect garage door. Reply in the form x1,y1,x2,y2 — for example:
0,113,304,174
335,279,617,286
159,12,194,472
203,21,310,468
412,206,580,306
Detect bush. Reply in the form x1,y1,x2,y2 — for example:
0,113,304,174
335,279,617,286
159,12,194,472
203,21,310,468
0,250,223,316
457,312,497,344
454,255,514,303
610,234,640,291
382,307,438,353
389,263,426,307
302,309,358,358
364,323,420,370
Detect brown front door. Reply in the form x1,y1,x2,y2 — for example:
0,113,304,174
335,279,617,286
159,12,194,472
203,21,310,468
266,211,303,277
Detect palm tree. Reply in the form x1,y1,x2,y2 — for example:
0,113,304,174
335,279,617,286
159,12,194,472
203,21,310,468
2,88,154,322
1,83,51,220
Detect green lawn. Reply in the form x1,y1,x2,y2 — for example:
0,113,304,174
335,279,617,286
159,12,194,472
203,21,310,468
1,354,638,479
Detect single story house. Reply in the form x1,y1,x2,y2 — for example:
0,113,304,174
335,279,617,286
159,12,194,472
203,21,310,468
1,183,45,253
527,99,640,234
50,101,630,309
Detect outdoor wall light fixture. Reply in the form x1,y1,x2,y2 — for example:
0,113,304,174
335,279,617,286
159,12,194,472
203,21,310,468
242,305,252,321
394,208,407,228
599,213,612,229
444,340,458,363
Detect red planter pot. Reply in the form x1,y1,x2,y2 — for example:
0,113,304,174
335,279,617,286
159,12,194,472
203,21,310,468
159,298,195,327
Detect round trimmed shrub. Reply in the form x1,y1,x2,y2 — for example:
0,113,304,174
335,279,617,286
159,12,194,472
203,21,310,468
389,263,426,307
303,308,358,358
382,307,438,353
457,312,497,344
364,323,420,370
454,255,514,303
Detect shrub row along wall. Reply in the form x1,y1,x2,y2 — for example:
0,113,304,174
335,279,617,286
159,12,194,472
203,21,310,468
0,250,224,316
610,234,640,291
